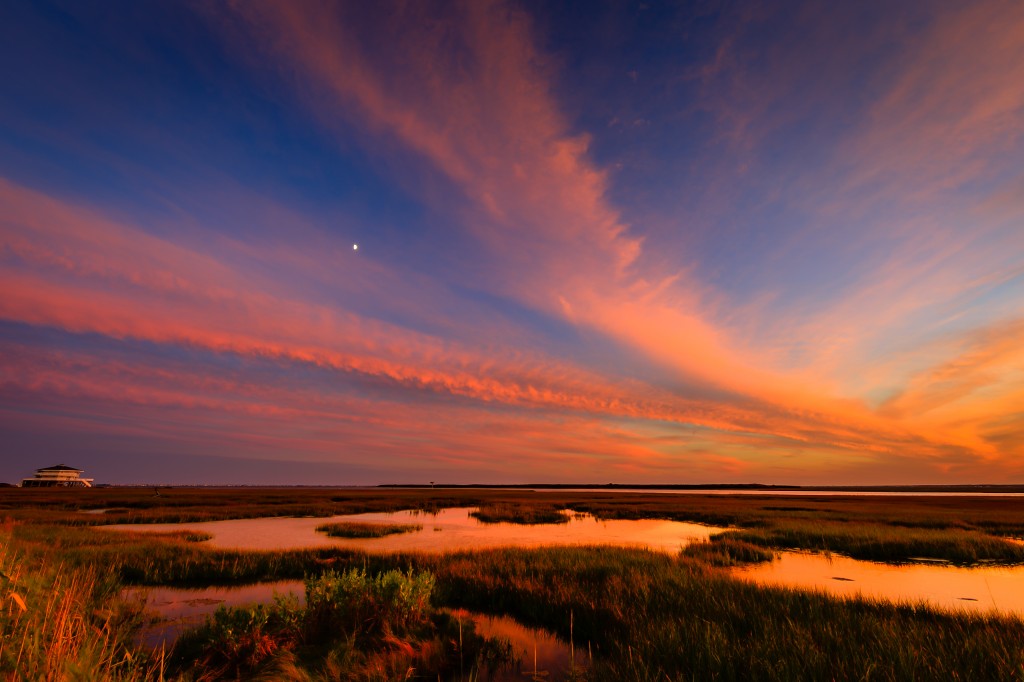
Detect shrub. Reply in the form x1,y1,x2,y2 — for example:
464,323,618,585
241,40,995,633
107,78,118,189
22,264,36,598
305,567,434,640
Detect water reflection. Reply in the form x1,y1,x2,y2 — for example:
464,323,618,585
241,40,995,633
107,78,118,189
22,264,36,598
107,507,719,553
131,583,587,681
129,581,304,649
732,552,1024,617
452,609,589,681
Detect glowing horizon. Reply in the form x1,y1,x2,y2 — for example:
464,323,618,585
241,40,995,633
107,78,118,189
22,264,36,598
2,1,1022,485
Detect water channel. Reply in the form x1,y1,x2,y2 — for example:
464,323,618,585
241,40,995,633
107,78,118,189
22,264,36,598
130,581,589,681
108,507,1024,618
730,551,1024,616
106,507,719,552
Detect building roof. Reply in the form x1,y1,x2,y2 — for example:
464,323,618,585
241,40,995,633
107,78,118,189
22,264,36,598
38,464,83,472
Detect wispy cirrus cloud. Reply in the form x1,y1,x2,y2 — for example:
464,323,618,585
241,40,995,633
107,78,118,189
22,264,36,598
2,0,1023,483
212,0,892,419
1,174,983,476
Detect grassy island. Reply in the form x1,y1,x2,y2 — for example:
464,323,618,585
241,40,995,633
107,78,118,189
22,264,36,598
315,521,422,538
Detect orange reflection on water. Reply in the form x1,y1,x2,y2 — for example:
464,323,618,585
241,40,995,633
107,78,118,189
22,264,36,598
128,581,304,648
732,552,1024,616
107,507,720,553
132,584,586,680
451,608,588,681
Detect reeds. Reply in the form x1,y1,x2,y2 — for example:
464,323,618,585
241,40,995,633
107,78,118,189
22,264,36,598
724,519,1024,565
681,536,775,566
315,521,422,538
8,486,1024,564
470,504,570,525
170,568,513,680
433,546,1024,680
7,488,1024,679
0,528,157,680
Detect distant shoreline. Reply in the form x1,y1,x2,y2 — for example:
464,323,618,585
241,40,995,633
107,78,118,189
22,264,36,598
379,483,1024,493
10,482,1024,493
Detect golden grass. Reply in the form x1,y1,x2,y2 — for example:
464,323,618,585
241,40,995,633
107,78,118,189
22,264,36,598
7,488,1024,679
315,521,422,538
0,523,157,680
169,568,514,680
470,504,570,525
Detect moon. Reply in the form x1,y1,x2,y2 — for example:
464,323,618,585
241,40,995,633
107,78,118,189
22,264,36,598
352,244,359,251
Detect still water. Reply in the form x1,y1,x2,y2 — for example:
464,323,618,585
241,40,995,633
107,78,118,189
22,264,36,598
732,552,1024,616
131,582,588,681
110,508,1024,618
107,507,720,552
129,582,304,650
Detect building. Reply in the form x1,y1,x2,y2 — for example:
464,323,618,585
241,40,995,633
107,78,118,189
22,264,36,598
20,464,94,488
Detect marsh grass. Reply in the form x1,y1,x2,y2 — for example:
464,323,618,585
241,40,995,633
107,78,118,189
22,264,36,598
562,494,1024,564
315,522,422,539
470,504,570,525
7,488,1024,679
8,487,1024,564
0,527,157,680
170,568,513,681
434,546,1024,680
34,517,1022,680
0,488,487,527
681,537,775,566
11,488,1024,586
725,519,1024,565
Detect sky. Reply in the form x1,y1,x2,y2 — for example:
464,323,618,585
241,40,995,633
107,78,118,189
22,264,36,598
1,1,1023,485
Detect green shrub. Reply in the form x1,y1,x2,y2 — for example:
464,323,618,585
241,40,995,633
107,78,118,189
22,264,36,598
305,567,434,639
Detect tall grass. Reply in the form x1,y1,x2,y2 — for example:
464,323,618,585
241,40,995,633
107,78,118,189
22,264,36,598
723,519,1024,565
7,488,1024,678
7,487,1024,563
470,504,570,525
170,568,512,680
681,537,775,566
0,526,157,680
7,515,1024,679
434,546,1024,680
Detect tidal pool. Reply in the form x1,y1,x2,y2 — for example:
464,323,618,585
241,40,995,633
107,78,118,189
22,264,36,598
131,582,588,681
129,581,304,649
108,508,1024,618
106,507,720,552
732,551,1024,617
450,608,590,681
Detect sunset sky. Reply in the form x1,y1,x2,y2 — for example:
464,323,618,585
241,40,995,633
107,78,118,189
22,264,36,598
2,1,1023,485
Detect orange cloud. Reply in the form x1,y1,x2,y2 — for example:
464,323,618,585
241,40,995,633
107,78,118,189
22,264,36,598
4,173,980,476
210,0,908,428
5,0,1023,483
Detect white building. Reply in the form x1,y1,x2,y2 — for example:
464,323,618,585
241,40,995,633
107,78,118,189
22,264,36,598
20,464,94,488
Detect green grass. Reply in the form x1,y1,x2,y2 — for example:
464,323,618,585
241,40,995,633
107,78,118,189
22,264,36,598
169,567,513,681
315,521,422,538
434,546,1024,680
31,528,1022,679
7,488,1024,679
723,519,1024,565
7,487,1024,564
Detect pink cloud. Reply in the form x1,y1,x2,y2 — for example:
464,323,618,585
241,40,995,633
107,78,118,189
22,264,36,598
5,1,1023,483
